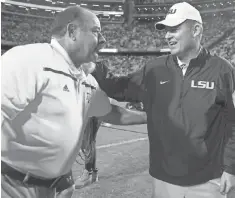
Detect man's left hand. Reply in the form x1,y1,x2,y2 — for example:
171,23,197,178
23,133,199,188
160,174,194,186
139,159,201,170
220,171,235,195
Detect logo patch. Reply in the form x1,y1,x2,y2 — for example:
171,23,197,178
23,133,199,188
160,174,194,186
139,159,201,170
63,85,69,92
191,80,215,89
160,80,170,85
167,8,176,15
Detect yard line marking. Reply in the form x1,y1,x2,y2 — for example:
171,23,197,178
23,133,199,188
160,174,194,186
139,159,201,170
101,125,147,134
97,137,148,149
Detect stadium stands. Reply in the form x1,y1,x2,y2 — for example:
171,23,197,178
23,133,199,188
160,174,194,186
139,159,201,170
1,0,235,74
211,29,235,66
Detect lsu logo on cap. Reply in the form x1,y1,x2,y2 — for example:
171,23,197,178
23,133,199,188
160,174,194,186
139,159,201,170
167,8,176,15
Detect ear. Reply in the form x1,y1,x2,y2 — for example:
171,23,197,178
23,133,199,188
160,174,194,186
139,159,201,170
192,23,201,38
67,23,78,41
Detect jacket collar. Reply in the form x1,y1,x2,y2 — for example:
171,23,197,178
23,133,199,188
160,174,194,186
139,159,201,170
51,38,74,66
172,47,210,68
50,38,86,80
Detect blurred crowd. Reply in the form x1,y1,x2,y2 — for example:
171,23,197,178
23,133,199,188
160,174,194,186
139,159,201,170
211,29,235,66
136,0,195,4
1,10,235,75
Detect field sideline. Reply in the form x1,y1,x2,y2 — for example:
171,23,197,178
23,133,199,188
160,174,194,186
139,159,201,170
71,101,151,197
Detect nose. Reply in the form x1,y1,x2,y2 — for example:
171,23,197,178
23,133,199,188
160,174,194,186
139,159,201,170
165,31,172,41
98,32,106,46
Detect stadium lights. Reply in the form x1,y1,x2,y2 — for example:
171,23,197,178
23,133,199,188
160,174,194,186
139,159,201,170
4,3,11,6
31,7,38,9
99,49,118,53
80,3,87,6
104,5,110,7
93,4,100,7
70,2,76,5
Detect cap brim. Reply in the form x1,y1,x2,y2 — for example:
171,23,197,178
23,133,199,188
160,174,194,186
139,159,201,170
155,18,186,30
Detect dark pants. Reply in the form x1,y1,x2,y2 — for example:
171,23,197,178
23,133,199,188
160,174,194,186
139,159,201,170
55,170,74,194
84,117,101,172
1,174,56,198
56,117,101,194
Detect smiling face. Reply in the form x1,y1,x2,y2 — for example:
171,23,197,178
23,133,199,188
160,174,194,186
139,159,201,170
164,20,196,57
67,11,106,65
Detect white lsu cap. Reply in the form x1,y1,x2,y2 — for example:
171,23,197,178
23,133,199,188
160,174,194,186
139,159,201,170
155,2,202,30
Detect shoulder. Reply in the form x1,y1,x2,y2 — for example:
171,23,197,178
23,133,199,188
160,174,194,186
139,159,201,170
2,43,52,71
209,53,234,74
144,54,170,74
147,55,169,66
146,55,169,68
3,43,52,58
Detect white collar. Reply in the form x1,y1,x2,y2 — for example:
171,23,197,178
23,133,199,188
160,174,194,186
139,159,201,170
50,38,86,80
51,38,74,66
177,57,188,68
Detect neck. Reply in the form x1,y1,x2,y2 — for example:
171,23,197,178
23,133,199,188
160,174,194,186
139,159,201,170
178,44,201,64
56,39,82,69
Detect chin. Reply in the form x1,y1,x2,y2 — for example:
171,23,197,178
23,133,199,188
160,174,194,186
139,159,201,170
88,54,98,63
170,49,180,56
82,62,96,75
87,64,96,74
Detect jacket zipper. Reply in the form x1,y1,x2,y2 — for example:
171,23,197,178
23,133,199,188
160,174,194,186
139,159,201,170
178,66,193,107
178,68,185,108
75,79,86,117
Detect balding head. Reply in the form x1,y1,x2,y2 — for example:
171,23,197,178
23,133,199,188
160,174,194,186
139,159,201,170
51,6,96,38
51,6,106,67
